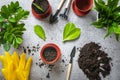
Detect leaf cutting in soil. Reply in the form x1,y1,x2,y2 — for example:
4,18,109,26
32,3,44,13
34,25,46,41
63,23,81,42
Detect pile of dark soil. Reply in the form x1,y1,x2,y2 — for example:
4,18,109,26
32,0,49,14
43,47,57,61
78,42,112,80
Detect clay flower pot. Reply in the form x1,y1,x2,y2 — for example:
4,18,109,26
72,0,93,16
40,43,61,64
31,0,52,20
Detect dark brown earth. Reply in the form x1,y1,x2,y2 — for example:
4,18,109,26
32,0,49,14
43,47,57,61
78,42,112,80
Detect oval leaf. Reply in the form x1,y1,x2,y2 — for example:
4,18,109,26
0,16,5,22
3,41,10,51
8,18,16,23
34,25,46,41
16,37,23,44
63,23,81,42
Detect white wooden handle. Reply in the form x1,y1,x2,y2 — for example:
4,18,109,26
66,63,72,80
65,0,72,8
57,0,66,10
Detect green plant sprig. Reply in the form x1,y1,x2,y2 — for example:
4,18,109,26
0,1,29,51
92,0,120,41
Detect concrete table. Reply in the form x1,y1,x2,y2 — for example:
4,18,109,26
0,0,120,80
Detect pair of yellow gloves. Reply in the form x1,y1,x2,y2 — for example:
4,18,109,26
0,52,32,80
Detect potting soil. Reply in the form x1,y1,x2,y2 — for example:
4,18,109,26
78,42,112,80
43,47,57,61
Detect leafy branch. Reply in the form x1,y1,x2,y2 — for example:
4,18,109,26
0,1,29,51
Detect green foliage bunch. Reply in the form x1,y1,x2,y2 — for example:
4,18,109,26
0,1,29,51
92,0,120,41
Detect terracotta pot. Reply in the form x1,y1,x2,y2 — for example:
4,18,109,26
72,0,93,16
31,0,52,20
40,43,61,64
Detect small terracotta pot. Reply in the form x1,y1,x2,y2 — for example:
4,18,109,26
72,0,93,16
31,0,52,20
40,43,61,64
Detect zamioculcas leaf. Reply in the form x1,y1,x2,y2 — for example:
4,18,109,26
3,42,10,51
34,25,46,41
0,16,5,22
8,18,16,23
63,23,81,42
16,37,23,44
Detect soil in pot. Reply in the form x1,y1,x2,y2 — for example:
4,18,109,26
76,0,90,11
78,42,112,80
42,47,57,61
32,0,49,14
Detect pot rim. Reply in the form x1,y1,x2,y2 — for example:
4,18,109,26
40,43,61,64
72,1,91,16
74,0,93,12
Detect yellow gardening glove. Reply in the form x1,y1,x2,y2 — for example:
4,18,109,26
0,52,32,80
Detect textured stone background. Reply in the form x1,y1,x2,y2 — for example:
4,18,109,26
0,0,120,80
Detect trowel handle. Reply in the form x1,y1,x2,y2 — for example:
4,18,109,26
65,0,72,8
57,0,66,10
66,63,72,80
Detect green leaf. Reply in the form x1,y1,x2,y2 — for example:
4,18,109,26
8,18,16,23
1,5,9,18
112,0,119,9
98,0,105,5
15,37,23,44
104,26,114,38
33,3,44,12
63,23,76,38
107,0,113,8
63,23,81,42
92,18,104,28
8,35,14,44
113,27,120,34
13,39,19,48
113,6,120,12
0,16,5,22
15,1,19,8
3,41,10,51
34,25,46,41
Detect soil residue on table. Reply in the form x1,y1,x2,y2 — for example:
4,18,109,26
43,47,57,61
23,44,40,55
78,42,112,80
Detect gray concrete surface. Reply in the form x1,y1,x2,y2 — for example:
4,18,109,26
0,0,120,80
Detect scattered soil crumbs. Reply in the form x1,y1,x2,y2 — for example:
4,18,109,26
46,73,50,78
35,55,68,79
78,42,112,80
23,44,40,55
